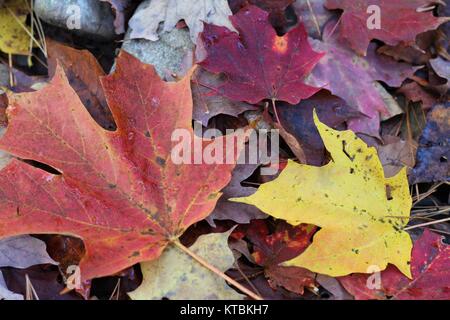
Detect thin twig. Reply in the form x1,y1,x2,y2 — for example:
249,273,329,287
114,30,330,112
413,182,444,205
234,261,262,298
404,217,450,231
25,274,39,300
271,99,283,129
172,240,263,300
8,53,14,87
5,3,46,55
109,279,121,300
306,0,321,38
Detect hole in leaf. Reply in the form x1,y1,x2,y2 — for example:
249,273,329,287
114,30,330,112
22,159,61,175
385,184,393,201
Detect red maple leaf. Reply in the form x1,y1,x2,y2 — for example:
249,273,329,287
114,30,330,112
0,52,244,282
228,0,295,29
339,230,450,300
199,5,324,105
326,0,450,56
246,220,317,294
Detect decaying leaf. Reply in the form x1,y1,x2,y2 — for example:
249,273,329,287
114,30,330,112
206,161,267,226
128,0,236,42
293,0,335,38
0,235,57,300
398,81,437,111
411,102,449,183
277,90,361,165
200,5,324,105
228,0,295,30
128,230,245,300
246,220,317,295
232,112,413,278
191,68,257,126
306,22,420,137
339,230,450,300
1,265,82,300
46,39,115,130
0,235,57,268
0,51,244,282
430,56,450,83
100,0,132,34
325,0,450,56
0,272,22,300
377,137,416,178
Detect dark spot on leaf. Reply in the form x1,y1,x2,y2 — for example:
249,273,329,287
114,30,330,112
156,157,166,167
129,251,140,258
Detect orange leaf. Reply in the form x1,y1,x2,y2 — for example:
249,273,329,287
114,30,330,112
0,51,244,282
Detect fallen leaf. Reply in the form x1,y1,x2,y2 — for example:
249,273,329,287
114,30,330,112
41,235,85,272
376,31,435,65
293,0,335,38
227,261,305,299
206,160,267,226
128,0,236,43
232,112,413,277
228,0,295,30
306,22,420,137
325,0,450,56
377,137,416,178
377,44,430,65
316,274,353,300
246,220,317,295
192,68,257,126
0,272,22,300
411,102,449,183
0,235,57,268
339,230,450,300
1,265,82,300
0,51,244,282
398,103,428,142
100,0,131,34
46,39,115,130
274,121,307,163
398,81,438,111
430,56,450,83
200,5,324,105
0,235,56,300
0,0,33,55
277,90,361,165
128,230,245,300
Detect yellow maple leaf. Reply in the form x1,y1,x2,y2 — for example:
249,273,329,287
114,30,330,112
0,0,33,55
231,111,413,278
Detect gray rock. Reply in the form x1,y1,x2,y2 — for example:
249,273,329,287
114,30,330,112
122,27,194,79
121,0,194,79
34,0,116,40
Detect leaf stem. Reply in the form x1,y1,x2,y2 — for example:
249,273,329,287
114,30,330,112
172,240,263,300
271,99,281,125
